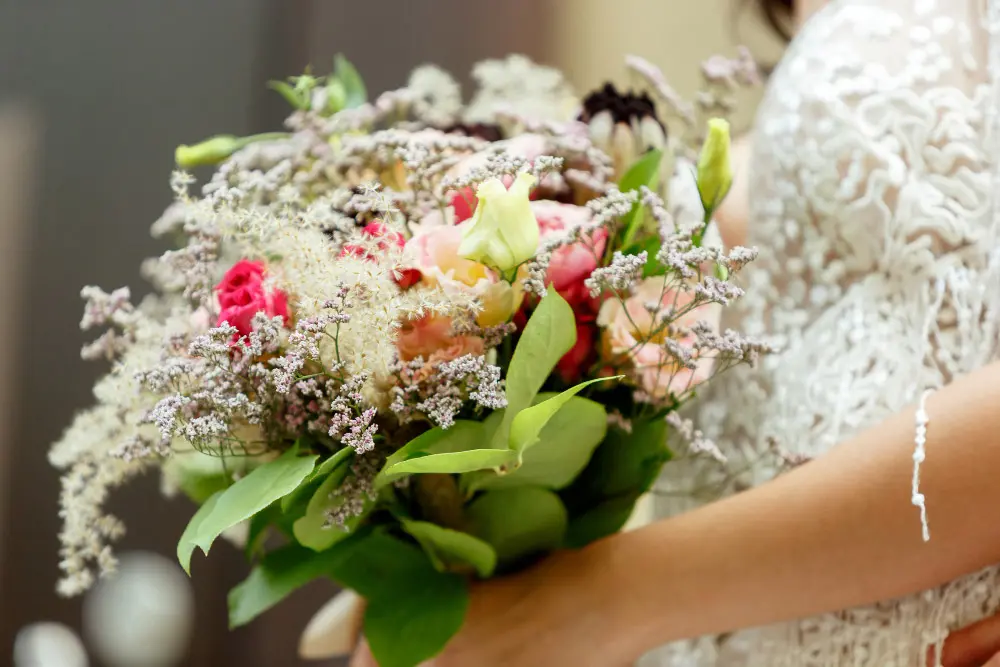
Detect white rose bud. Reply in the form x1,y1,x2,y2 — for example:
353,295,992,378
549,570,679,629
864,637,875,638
696,118,734,216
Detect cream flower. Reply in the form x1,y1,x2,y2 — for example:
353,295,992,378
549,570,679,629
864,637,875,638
458,172,539,272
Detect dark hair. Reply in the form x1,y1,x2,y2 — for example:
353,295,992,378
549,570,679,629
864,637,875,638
755,0,794,41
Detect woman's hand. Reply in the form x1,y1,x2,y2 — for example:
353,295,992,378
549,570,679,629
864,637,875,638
350,543,639,667
348,598,1000,667
942,613,1000,667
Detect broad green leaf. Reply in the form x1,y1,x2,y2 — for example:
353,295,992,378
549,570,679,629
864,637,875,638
244,502,282,560
178,448,317,571
467,395,607,492
229,542,341,628
618,149,663,248
508,377,615,454
466,487,567,567
375,421,512,488
365,576,467,667
177,491,222,574
282,447,353,512
490,290,576,449
625,236,667,278
619,148,664,193
401,519,497,578
176,472,228,505
267,80,308,110
381,449,517,482
564,494,641,548
293,463,372,552
564,417,670,504
375,422,482,489
334,53,367,108
560,418,671,547
325,531,468,667
325,78,347,114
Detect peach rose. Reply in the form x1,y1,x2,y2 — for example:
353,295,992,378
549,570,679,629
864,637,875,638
396,314,485,382
405,225,522,327
597,277,721,401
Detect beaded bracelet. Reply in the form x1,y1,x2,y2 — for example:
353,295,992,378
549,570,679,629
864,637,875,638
912,389,935,542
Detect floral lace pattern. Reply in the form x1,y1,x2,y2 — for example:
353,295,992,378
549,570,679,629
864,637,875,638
645,1,1000,665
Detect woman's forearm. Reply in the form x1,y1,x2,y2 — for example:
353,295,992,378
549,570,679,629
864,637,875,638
599,360,1000,660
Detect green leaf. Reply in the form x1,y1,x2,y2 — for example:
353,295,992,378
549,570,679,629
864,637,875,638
400,519,497,578
282,447,353,512
229,542,342,628
365,576,467,667
177,490,222,575
619,148,664,193
327,531,468,667
244,502,282,560
324,78,347,114
491,290,577,449
267,80,308,110
618,149,663,248
508,377,615,454
560,418,671,547
382,422,480,472
175,472,229,505
564,494,641,549
467,395,607,492
625,236,666,278
382,449,517,481
293,463,373,552
375,421,508,489
466,487,567,567
334,53,367,108
177,448,317,572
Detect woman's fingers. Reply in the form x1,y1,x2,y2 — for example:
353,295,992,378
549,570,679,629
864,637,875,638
350,639,376,667
940,612,1000,667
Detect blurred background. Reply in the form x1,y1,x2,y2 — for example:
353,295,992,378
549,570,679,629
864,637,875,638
0,1,781,664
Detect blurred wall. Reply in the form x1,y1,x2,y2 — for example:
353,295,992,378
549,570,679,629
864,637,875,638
0,1,554,665
551,0,785,133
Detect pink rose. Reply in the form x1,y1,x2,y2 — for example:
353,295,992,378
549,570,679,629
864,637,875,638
339,221,405,260
556,322,597,383
531,201,607,313
597,278,721,402
340,221,422,290
216,260,289,336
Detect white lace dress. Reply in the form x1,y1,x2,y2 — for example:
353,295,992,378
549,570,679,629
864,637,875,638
645,0,1000,665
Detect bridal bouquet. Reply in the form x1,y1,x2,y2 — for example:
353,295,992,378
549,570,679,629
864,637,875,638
51,52,765,666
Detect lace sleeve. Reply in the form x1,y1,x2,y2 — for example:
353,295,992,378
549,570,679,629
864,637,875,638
644,4,1000,667
692,0,1000,465
767,0,1000,385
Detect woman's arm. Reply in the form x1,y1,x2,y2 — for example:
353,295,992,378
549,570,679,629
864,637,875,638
419,359,1000,667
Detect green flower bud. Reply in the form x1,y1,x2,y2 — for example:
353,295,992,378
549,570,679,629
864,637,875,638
175,135,243,169
458,172,539,273
696,118,733,216
174,133,290,169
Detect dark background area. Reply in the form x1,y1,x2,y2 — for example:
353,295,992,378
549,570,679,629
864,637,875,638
0,1,552,664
